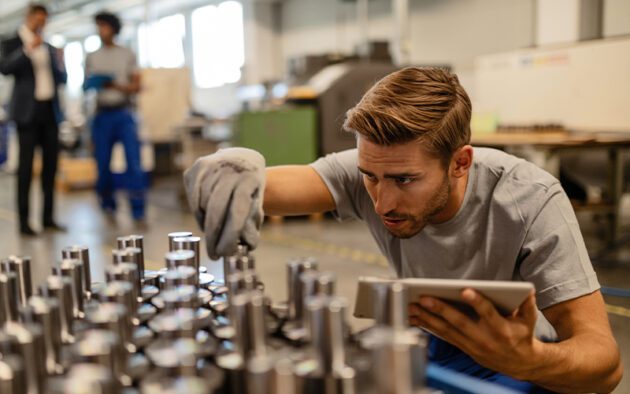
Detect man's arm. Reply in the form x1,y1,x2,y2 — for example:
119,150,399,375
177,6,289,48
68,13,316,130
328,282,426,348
0,38,30,76
409,289,622,393
264,165,335,216
525,290,622,393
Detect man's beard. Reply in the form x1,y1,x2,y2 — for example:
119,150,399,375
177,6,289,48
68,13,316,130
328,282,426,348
384,174,451,239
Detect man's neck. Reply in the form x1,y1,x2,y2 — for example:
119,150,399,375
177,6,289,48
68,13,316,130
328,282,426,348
429,170,470,224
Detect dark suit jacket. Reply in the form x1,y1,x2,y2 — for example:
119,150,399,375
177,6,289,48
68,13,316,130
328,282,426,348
0,33,67,125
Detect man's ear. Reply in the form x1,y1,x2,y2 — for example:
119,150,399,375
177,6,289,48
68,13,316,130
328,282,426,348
450,145,473,178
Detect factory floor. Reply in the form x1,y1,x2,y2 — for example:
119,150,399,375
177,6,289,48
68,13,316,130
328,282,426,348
1,172,630,393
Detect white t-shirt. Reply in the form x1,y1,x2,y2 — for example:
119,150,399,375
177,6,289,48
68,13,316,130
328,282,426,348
311,147,600,338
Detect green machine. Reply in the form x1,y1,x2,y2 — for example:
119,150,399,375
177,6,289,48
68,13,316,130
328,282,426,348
236,106,318,166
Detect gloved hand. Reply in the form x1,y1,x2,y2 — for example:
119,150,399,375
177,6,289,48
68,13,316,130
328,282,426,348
183,148,266,259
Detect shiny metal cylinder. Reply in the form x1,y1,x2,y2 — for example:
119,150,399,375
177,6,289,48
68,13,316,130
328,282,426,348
20,296,62,375
47,363,117,394
86,303,133,354
40,275,75,343
161,286,198,310
61,246,92,299
306,295,347,375
165,250,196,271
5,256,32,307
226,270,258,296
172,236,201,272
148,309,196,340
116,235,145,276
105,262,141,309
230,291,267,360
168,231,193,251
0,355,26,394
72,329,129,387
287,258,318,321
163,266,198,290
372,282,407,330
52,259,85,319
0,272,19,325
99,281,138,325
5,322,46,394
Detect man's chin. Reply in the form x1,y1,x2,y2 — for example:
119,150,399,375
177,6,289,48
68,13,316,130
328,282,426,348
385,224,424,239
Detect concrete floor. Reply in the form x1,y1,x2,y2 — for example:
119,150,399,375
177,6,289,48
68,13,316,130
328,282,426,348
1,173,630,393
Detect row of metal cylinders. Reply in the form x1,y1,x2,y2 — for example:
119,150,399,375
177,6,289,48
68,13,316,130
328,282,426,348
0,232,428,394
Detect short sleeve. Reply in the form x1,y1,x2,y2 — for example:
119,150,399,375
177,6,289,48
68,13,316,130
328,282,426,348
309,149,368,221
517,183,600,310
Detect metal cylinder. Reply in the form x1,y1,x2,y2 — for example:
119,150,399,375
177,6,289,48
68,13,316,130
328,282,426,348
165,250,196,271
0,355,26,394
5,322,47,394
40,275,75,344
230,291,268,360
168,231,193,251
0,272,19,325
105,262,141,307
226,270,258,296
148,309,196,340
287,258,318,321
161,286,198,311
61,246,92,299
20,296,63,375
47,363,118,394
306,295,347,375
172,236,201,272
86,303,134,354
163,266,198,290
5,256,32,307
116,235,145,276
52,259,85,319
99,281,138,325
72,329,130,387
372,282,407,330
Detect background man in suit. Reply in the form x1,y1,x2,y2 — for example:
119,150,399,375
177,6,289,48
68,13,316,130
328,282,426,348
0,4,67,235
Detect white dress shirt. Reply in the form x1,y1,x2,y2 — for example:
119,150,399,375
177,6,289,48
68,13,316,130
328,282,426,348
18,25,55,101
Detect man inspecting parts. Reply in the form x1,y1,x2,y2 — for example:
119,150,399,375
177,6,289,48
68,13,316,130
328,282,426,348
184,67,622,393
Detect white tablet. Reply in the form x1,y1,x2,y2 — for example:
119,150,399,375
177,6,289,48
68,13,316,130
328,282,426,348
353,276,534,319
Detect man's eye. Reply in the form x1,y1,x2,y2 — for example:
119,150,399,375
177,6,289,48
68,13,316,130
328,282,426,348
396,177,414,185
364,174,377,182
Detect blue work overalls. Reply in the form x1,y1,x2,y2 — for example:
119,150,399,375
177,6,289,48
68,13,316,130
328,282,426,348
91,108,145,219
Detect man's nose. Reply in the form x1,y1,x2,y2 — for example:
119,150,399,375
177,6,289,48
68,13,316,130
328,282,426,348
374,184,396,217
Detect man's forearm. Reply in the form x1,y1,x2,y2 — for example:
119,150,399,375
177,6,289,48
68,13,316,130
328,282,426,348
263,165,335,216
523,335,622,393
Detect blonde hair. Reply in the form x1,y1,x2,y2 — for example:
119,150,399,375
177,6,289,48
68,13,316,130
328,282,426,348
344,67,472,165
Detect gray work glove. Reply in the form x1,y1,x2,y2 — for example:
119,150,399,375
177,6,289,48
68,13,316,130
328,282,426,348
183,148,266,259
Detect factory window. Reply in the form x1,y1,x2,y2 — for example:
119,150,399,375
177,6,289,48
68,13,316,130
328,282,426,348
84,35,101,54
64,41,84,97
137,13,186,68
192,1,245,88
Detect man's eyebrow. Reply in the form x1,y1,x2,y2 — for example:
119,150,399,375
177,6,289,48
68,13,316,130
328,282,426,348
357,166,422,178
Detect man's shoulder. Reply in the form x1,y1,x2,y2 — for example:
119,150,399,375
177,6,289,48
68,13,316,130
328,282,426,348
473,147,561,221
474,147,558,190
1,34,21,49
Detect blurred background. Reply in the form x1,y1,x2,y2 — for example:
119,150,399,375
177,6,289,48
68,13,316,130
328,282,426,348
1,1,630,391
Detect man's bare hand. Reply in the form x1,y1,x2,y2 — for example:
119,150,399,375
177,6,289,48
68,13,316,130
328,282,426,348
408,288,542,380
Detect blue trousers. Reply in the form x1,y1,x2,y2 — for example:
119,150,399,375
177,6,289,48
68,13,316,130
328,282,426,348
91,108,145,219
429,335,556,393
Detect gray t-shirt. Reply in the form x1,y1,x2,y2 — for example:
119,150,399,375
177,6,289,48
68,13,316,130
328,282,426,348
311,147,599,316
85,45,137,108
